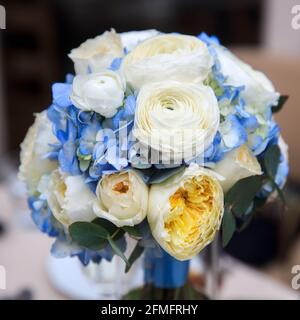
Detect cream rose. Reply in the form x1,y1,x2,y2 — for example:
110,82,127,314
18,111,57,195
43,170,97,227
68,29,123,75
213,145,262,193
148,164,224,260
120,29,160,52
93,170,148,227
133,81,220,163
70,70,125,118
213,44,279,110
121,33,212,89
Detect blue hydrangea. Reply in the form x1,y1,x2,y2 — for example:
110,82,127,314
200,32,279,161
28,196,63,238
51,234,127,266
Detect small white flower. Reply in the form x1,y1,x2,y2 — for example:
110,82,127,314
148,164,224,260
120,29,160,52
213,145,262,193
121,33,212,89
43,170,97,227
70,70,125,118
18,111,57,195
93,170,148,227
68,29,123,75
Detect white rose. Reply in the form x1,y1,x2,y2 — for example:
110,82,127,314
213,145,262,193
70,70,125,118
42,170,97,227
120,29,160,52
148,164,224,260
133,81,219,163
93,170,148,227
213,44,279,110
18,111,57,195
68,29,123,75
121,34,212,89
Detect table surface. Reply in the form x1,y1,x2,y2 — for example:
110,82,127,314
0,183,299,300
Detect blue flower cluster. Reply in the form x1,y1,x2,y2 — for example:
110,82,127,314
199,33,280,163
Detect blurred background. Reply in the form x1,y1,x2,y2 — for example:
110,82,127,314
0,0,300,299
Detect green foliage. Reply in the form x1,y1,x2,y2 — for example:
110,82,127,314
69,222,109,250
271,95,288,113
69,218,146,270
221,142,286,247
125,242,144,273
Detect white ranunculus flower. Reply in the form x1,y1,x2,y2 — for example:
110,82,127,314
133,81,220,163
18,111,57,195
148,164,224,260
93,170,148,227
68,29,123,75
70,70,125,118
120,29,160,52
213,145,262,193
43,170,97,227
213,44,279,110
121,34,212,89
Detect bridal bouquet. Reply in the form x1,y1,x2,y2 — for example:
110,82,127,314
19,29,288,293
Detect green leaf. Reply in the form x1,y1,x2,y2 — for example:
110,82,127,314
107,235,130,267
138,166,185,184
125,242,144,273
69,222,108,250
225,175,262,217
122,226,142,238
93,218,118,234
93,218,125,240
222,207,236,247
263,144,281,180
272,95,288,113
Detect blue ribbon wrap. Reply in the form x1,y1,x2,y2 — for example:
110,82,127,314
144,248,190,288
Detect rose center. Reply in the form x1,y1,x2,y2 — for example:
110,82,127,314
165,176,214,248
113,181,129,194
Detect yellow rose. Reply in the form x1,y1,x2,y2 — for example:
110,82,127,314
148,164,224,260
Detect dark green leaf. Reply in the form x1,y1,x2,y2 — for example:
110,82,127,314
122,226,142,238
222,207,236,247
125,242,144,273
93,217,118,235
138,166,185,185
225,175,262,217
107,235,130,267
69,222,108,250
263,144,281,180
272,95,288,113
